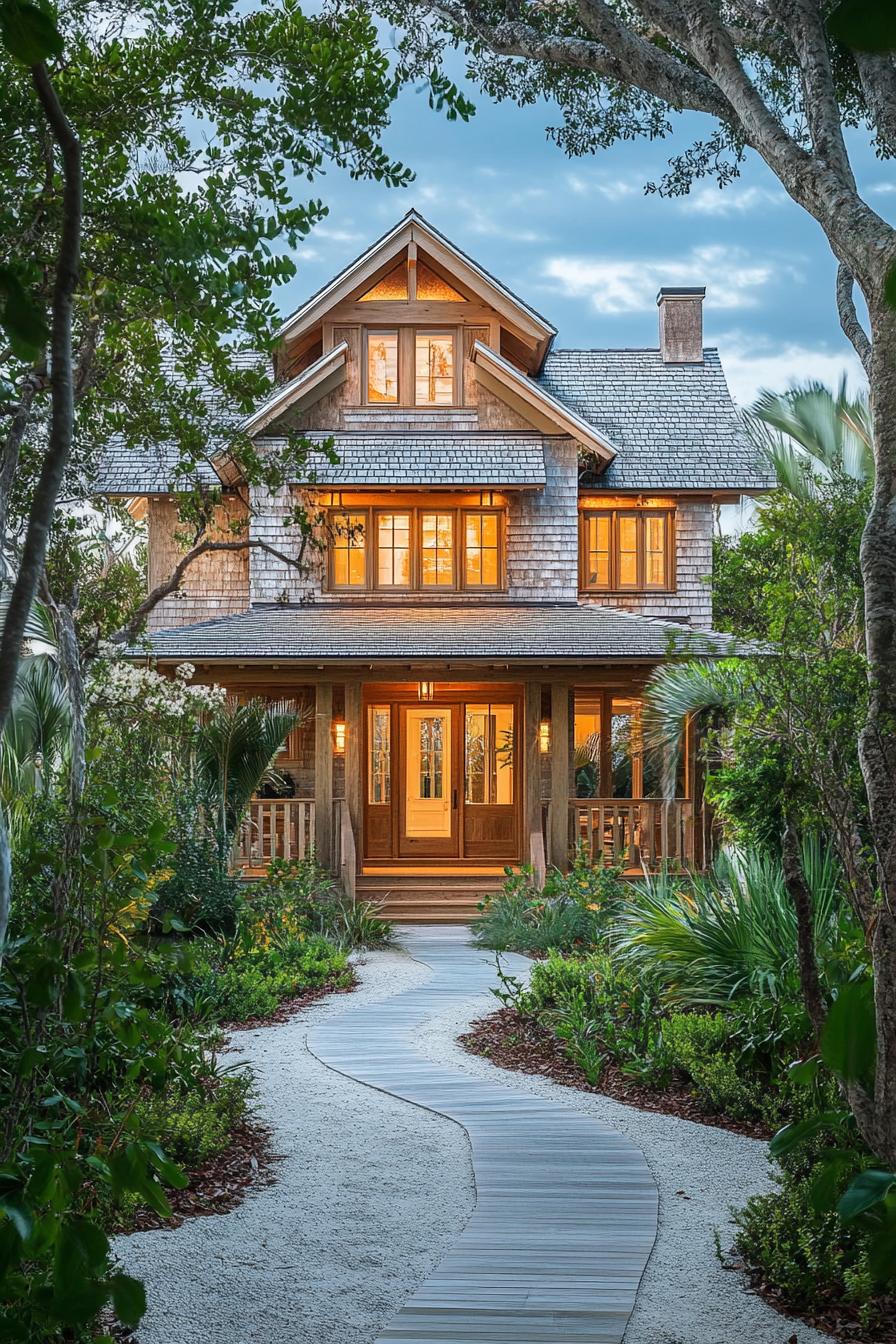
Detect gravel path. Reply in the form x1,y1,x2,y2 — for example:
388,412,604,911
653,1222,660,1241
118,932,830,1344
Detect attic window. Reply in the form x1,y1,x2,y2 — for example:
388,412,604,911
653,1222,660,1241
417,262,463,301
359,263,409,302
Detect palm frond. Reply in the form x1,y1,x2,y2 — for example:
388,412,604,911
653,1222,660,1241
746,378,872,498
641,660,747,799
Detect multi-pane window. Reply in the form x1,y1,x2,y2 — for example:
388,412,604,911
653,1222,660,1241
415,332,454,405
464,511,500,587
580,509,674,592
327,506,504,592
367,331,398,403
364,327,457,406
330,511,367,588
418,716,444,799
376,512,411,587
420,513,454,586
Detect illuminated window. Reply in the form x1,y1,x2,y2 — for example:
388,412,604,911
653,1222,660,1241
417,261,464,301
376,512,411,587
415,332,454,405
330,511,366,588
464,512,500,587
359,263,408,302
420,513,454,586
367,331,398,403
580,509,674,592
418,716,444,798
465,704,514,804
368,705,391,803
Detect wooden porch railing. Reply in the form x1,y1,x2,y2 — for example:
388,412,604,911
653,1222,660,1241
569,799,695,870
235,798,315,868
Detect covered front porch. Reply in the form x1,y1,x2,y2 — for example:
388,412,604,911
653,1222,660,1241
231,673,712,914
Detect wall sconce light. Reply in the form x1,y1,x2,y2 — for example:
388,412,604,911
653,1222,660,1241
539,720,551,754
479,489,495,508
418,681,436,702
333,720,346,753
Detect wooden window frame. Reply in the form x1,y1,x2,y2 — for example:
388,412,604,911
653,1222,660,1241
325,505,506,593
362,325,460,408
328,509,369,591
579,508,676,594
461,508,504,592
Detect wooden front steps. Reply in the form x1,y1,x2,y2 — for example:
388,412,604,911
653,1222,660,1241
357,870,506,924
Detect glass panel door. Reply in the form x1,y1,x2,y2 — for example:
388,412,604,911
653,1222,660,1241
403,707,453,840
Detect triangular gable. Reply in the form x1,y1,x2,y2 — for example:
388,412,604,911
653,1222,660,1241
241,340,348,437
276,211,556,366
470,341,616,464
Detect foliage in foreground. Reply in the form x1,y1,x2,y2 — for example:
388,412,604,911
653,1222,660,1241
473,850,624,953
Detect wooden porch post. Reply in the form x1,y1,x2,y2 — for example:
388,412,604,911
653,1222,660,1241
524,681,543,878
314,682,333,868
344,679,362,875
550,682,571,871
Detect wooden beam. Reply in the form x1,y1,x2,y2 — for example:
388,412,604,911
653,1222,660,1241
345,679,362,876
550,682,570,871
525,681,542,861
315,682,334,867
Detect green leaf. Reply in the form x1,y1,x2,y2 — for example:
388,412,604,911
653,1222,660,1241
808,1150,857,1212
0,0,64,65
788,1056,821,1086
0,264,48,358
769,1110,842,1158
110,1273,147,1326
0,1193,32,1241
821,980,876,1083
837,1169,896,1220
829,0,896,51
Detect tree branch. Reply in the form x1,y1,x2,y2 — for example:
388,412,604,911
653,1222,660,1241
781,0,855,186
108,536,304,648
836,262,873,377
854,51,896,159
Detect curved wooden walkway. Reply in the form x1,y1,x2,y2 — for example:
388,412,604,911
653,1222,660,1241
308,926,658,1344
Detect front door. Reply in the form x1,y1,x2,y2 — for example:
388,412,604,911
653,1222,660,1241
398,705,459,857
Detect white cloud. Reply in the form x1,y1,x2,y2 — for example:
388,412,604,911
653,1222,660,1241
566,171,639,202
868,181,896,196
543,245,782,314
681,184,782,216
712,331,867,407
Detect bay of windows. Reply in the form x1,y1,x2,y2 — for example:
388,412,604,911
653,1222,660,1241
328,507,503,592
580,508,674,592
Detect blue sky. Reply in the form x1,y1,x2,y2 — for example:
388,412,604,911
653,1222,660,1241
278,74,893,408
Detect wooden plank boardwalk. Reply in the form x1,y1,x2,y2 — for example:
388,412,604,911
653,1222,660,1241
308,926,658,1344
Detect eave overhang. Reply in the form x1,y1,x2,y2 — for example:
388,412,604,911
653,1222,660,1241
241,340,349,438
471,342,617,464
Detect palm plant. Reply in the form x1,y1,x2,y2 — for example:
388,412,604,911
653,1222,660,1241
614,840,843,1007
746,377,872,501
0,655,71,848
192,697,304,859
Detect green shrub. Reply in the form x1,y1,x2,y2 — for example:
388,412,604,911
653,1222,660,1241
734,1137,883,1326
244,857,393,949
177,929,351,1023
474,851,624,954
131,1073,252,1167
152,826,241,934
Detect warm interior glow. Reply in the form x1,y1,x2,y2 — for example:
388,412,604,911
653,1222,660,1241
539,720,551,754
359,262,408,301
420,512,454,586
377,512,411,586
416,260,464,301
417,681,436,702
367,331,398,402
465,512,499,587
333,721,346,753
331,511,366,587
415,332,454,405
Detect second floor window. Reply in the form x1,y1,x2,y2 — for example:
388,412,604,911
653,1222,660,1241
328,506,504,592
365,327,457,406
580,508,675,592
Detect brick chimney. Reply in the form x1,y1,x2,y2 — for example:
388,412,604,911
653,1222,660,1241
656,286,705,363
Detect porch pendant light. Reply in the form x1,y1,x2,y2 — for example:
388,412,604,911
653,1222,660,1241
418,681,436,702
539,720,551,754
333,720,346,753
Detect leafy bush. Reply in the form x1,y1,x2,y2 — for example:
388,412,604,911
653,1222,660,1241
474,851,624,953
178,929,351,1024
245,857,393,949
615,840,847,1006
152,824,241,934
132,1072,252,1166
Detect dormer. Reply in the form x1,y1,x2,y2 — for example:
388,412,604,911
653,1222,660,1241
245,211,614,466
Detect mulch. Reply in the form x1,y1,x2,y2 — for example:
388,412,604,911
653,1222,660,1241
460,1007,896,1344
459,1006,771,1139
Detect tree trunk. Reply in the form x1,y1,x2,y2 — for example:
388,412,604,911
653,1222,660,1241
857,291,896,1169
781,819,827,1042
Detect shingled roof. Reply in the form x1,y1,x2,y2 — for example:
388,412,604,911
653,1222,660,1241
140,603,741,663
292,433,547,489
538,348,773,493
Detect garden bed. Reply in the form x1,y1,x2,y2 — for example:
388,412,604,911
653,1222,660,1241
733,1252,896,1344
460,1006,773,1139
223,964,359,1031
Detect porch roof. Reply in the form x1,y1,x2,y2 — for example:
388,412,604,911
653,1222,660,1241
139,603,743,663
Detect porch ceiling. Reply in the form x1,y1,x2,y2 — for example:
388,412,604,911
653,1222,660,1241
138,602,744,663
